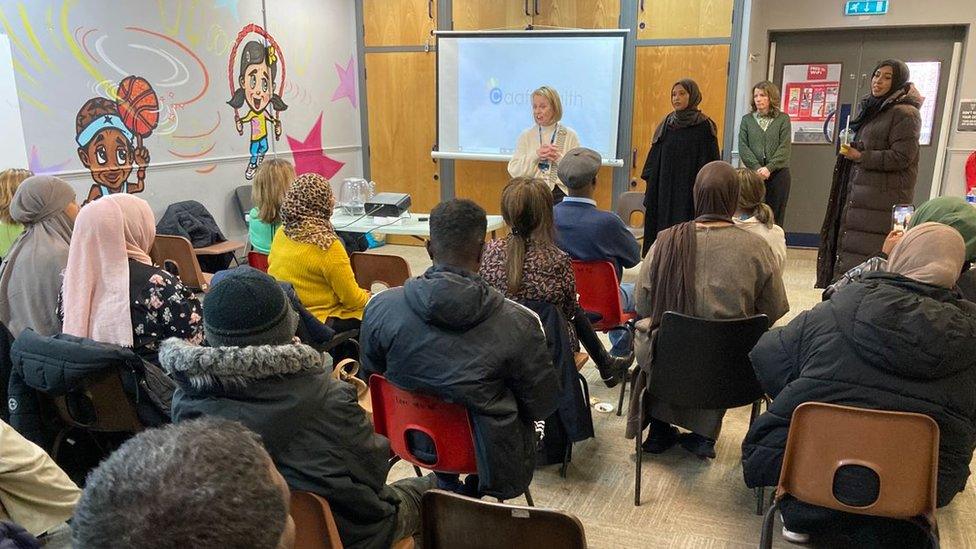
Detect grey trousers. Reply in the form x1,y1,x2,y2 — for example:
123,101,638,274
390,474,437,542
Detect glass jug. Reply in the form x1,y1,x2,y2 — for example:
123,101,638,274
339,178,376,216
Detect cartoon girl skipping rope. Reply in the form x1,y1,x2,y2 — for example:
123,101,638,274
228,41,288,180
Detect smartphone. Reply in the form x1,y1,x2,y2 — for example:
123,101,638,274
892,204,915,231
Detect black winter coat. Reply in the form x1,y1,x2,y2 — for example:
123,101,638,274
155,200,233,272
361,265,560,500
742,273,976,507
162,340,399,549
8,330,169,446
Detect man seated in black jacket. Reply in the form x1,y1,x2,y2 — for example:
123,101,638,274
361,199,560,501
161,268,433,549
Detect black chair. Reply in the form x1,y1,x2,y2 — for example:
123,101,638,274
0,322,14,423
235,184,253,222
634,312,769,507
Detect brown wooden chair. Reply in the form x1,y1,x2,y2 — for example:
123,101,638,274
421,489,585,549
614,191,645,241
759,402,940,548
350,252,411,292
150,234,213,292
290,491,413,549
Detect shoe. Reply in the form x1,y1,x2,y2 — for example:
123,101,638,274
244,163,257,180
641,423,679,454
781,525,811,544
599,351,634,388
678,432,716,459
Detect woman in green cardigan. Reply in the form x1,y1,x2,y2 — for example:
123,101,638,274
738,81,792,226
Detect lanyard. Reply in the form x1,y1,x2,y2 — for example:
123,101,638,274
538,123,558,147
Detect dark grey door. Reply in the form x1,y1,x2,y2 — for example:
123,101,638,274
770,27,963,240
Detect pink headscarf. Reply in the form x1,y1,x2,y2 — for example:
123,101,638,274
62,194,156,347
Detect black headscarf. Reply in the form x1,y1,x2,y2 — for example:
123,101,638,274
651,79,718,144
849,59,911,133
643,161,739,330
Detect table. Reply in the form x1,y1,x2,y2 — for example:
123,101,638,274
330,212,506,242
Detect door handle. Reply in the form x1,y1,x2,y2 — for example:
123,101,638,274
640,0,645,11
524,0,530,16
632,148,637,169
428,0,433,20
534,0,540,15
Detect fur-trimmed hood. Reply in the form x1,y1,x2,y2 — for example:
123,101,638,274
159,337,329,391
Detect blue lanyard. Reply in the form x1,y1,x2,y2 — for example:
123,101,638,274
538,123,558,146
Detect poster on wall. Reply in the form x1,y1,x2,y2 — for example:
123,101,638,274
905,61,940,145
781,63,842,144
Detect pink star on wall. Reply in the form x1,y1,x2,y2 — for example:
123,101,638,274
331,57,358,108
286,113,345,179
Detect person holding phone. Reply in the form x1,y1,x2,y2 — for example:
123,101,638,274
816,59,923,287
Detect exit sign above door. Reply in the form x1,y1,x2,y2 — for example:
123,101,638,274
845,1,889,15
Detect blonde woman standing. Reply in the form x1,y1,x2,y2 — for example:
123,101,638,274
0,169,32,258
737,81,792,226
507,86,581,203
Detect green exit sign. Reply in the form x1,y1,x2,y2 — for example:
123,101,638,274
845,1,889,15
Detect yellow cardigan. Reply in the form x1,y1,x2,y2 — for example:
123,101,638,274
268,229,370,321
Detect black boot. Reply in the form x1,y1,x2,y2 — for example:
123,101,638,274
678,432,716,459
641,419,679,454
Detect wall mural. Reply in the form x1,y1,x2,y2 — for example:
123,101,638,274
1,0,361,215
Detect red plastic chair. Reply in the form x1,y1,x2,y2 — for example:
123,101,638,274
571,260,637,415
369,375,534,506
247,251,269,272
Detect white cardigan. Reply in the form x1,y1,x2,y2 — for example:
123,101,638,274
507,123,580,194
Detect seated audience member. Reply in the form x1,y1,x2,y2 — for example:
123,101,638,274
734,168,786,270
825,196,976,300
743,222,976,546
361,199,559,500
480,177,631,387
71,418,295,549
0,419,79,548
626,161,788,459
0,169,32,259
0,521,40,548
162,268,431,548
554,148,641,358
248,158,294,254
269,173,369,331
0,175,78,338
60,194,202,364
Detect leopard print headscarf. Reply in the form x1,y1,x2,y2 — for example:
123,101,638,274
281,173,338,251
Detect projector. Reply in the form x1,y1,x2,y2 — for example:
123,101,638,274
365,192,411,218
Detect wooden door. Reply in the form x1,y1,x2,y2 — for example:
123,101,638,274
629,45,730,188
533,0,620,29
453,0,531,30
365,52,441,212
364,0,436,47
636,0,733,40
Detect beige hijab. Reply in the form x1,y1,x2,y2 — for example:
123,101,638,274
888,222,965,289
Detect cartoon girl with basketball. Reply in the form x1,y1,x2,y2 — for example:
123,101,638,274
75,76,157,203
228,40,288,180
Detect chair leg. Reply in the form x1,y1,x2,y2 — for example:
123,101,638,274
524,487,534,507
560,443,571,479
616,368,629,417
634,390,644,506
755,486,765,515
759,500,779,549
413,465,423,477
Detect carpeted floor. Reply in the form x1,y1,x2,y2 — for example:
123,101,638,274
378,245,976,548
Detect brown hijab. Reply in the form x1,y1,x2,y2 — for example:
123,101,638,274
280,173,339,251
888,222,965,289
643,161,740,329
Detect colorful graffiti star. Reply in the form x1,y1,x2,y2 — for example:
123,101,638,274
286,113,344,180
331,57,357,108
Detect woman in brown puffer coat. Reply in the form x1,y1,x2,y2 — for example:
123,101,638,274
816,59,922,287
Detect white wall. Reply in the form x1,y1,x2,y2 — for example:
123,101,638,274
1,0,362,238
735,0,975,195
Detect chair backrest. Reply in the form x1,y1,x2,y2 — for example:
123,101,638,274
51,368,144,432
235,184,253,222
369,375,478,474
649,312,768,409
150,235,209,291
350,252,411,292
247,251,270,272
571,260,626,330
421,490,586,549
290,491,344,549
614,191,645,228
778,402,939,519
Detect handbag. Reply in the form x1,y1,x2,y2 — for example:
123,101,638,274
330,358,372,419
